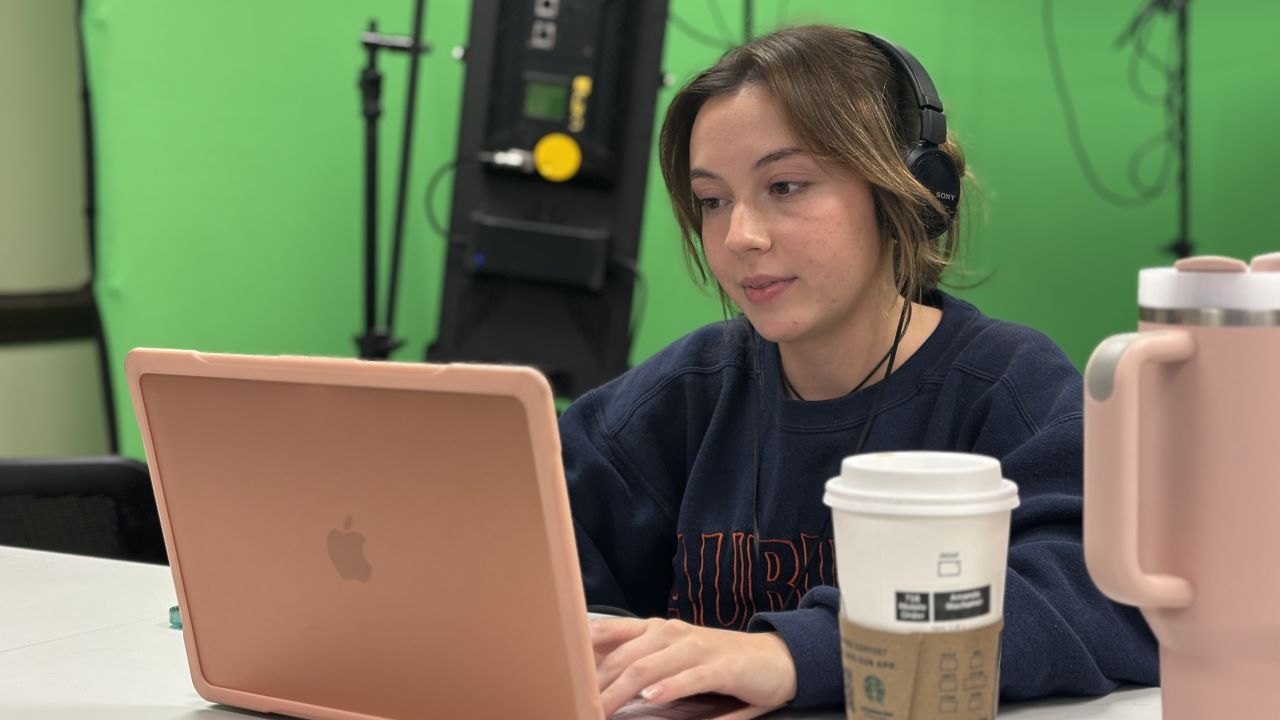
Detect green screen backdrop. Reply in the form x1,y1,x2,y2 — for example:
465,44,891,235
80,1,1280,460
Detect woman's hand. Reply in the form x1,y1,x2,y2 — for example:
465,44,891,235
590,617,797,716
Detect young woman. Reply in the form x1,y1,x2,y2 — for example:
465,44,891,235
559,25,1157,714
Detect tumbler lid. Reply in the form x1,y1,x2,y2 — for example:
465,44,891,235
1140,253,1280,322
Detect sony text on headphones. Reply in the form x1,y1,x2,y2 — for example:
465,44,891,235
861,32,961,239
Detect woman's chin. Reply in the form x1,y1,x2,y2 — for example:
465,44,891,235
744,313,809,345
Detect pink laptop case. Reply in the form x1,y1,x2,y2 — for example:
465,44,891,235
127,349,776,720
128,350,605,719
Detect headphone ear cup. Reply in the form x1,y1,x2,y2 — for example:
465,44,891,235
904,143,960,238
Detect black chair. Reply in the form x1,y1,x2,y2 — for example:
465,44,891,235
0,456,167,564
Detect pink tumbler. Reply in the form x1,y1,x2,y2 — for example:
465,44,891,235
1084,253,1280,719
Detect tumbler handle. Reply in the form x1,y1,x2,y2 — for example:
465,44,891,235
1084,330,1195,608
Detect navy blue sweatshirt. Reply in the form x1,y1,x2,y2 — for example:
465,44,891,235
559,291,1158,709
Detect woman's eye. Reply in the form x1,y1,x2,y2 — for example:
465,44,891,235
698,197,722,211
770,181,803,196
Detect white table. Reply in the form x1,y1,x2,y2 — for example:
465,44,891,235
0,547,1161,718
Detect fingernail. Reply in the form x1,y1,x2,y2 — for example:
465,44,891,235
640,685,661,701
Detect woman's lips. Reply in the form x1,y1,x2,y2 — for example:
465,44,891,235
741,276,795,305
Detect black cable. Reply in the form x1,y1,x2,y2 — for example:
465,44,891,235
607,257,647,353
1126,13,1171,105
1042,0,1177,207
791,298,912,608
707,0,735,47
588,604,640,618
852,298,911,454
779,303,911,402
1119,0,1194,258
422,160,457,240
754,298,913,612
1123,10,1178,197
743,0,753,41
667,10,735,51
1126,131,1175,199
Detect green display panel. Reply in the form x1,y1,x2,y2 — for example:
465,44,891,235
523,80,568,122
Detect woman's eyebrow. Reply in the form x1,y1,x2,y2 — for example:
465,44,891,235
690,147,806,181
754,147,805,170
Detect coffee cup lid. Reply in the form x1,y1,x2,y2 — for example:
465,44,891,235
823,451,1019,516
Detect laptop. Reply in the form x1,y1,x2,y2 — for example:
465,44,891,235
126,349,778,720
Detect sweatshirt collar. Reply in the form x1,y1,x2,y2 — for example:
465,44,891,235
752,291,976,431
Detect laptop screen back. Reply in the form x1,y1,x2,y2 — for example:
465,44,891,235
130,353,600,720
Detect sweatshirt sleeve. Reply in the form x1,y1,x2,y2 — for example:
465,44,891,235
964,330,1159,701
746,586,843,709
559,387,681,619
993,415,1159,700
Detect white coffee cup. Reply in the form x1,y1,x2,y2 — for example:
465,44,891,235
824,451,1020,633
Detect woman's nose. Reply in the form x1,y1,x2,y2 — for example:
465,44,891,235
723,204,770,254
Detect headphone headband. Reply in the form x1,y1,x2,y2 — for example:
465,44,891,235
858,31,960,238
861,33,948,147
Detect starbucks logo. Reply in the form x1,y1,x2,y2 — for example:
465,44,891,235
864,675,886,704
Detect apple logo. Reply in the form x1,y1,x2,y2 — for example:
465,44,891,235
327,515,372,582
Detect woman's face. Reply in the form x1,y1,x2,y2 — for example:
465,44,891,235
689,85,887,348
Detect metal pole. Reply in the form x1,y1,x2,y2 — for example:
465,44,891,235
385,0,428,331
361,21,381,339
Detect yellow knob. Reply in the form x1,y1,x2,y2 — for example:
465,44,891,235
533,132,582,183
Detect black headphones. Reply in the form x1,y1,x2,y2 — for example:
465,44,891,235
862,33,961,239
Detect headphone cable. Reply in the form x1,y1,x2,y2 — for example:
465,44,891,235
753,297,912,613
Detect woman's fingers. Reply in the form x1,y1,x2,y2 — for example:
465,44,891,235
594,619,674,691
629,663,719,706
591,619,799,716
599,641,693,717
589,617,648,661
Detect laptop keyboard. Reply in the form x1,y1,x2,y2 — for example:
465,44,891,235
610,693,749,719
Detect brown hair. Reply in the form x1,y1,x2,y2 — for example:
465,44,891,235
658,25,968,312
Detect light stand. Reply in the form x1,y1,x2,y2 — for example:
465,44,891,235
354,1,431,360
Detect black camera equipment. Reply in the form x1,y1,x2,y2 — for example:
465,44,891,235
427,0,669,397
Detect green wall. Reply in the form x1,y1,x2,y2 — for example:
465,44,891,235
81,1,1280,461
